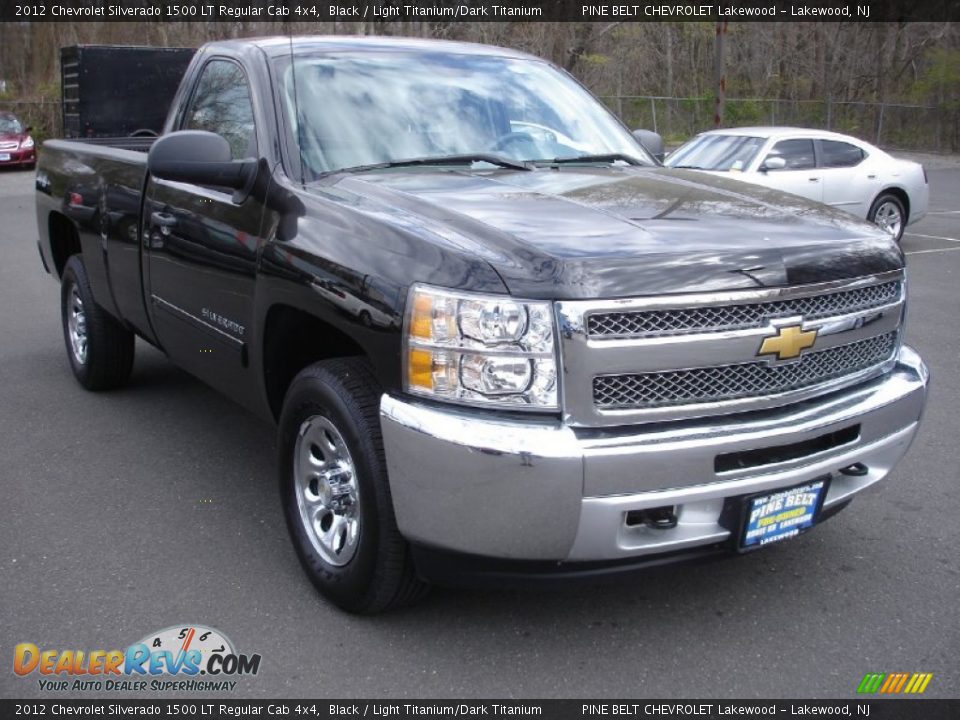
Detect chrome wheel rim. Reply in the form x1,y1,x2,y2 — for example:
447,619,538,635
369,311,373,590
67,284,88,366
874,201,902,239
293,415,361,566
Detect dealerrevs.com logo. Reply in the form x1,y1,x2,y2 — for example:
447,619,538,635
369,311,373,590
13,624,261,693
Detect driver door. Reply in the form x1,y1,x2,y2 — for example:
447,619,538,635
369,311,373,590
144,58,266,404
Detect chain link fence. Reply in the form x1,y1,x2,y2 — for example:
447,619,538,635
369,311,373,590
601,96,957,153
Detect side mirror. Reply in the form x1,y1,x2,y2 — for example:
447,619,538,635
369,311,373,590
633,129,665,163
148,130,257,193
761,156,787,172
24,126,33,134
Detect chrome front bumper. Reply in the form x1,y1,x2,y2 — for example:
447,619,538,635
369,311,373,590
379,345,928,563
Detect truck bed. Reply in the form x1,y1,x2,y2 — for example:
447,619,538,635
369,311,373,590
36,139,152,339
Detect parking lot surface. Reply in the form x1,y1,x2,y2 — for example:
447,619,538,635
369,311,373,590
1,165,957,699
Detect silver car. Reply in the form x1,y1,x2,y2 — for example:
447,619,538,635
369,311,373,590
665,127,929,242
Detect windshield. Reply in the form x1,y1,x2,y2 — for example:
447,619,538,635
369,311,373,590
665,134,766,171
277,51,652,176
0,115,23,135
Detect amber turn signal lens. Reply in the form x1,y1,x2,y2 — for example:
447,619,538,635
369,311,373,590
408,348,434,389
410,292,433,339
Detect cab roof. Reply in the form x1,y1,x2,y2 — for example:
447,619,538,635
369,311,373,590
208,35,538,62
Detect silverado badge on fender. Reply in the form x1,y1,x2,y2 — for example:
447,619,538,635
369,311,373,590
758,323,818,362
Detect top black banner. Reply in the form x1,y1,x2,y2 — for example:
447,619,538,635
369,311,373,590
1,0,959,23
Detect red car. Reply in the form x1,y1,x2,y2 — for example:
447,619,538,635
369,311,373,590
0,112,36,169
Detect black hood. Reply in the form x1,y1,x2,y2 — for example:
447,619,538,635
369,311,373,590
320,166,903,300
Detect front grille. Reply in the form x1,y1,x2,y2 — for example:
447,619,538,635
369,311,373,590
593,332,898,409
587,281,901,338
0,142,18,150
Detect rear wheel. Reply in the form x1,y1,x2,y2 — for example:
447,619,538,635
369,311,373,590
278,358,428,613
868,193,906,242
60,255,135,390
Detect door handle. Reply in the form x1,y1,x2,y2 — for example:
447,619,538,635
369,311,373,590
151,211,177,228
808,177,820,183
867,174,877,179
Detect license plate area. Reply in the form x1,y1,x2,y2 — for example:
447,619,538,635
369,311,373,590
0,154,11,161
738,477,829,551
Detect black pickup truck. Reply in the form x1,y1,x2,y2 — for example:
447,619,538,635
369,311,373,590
36,36,928,613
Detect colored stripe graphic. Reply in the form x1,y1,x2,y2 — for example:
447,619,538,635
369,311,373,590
857,672,932,694
879,674,897,693
857,674,885,693
892,673,909,693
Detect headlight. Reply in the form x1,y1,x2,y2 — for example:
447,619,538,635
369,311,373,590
21,136,34,150
403,284,558,410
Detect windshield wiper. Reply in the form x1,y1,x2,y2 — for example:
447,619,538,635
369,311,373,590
334,154,531,174
538,153,645,166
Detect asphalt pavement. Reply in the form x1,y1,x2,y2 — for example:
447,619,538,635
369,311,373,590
0,165,957,700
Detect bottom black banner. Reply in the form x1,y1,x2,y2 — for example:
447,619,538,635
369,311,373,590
1,700,957,720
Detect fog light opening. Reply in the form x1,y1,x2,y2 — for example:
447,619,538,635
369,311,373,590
625,506,678,530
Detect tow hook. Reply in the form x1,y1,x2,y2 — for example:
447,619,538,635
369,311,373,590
840,462,869,477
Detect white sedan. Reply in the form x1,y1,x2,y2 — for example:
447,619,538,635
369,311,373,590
665,127,928,242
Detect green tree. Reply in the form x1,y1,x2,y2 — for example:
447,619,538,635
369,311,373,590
914,48,960,150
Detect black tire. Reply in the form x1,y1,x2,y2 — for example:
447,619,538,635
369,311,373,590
278,358,428,614
868,193,907,243
60,255,135,391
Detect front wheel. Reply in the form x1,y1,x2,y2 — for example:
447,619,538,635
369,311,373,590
277,358,427,613
868,193,907,243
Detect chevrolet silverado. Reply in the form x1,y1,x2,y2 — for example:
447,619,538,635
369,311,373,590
35,36,928,613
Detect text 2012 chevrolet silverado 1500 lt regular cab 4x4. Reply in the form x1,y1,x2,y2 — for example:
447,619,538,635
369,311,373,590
35,37,929,613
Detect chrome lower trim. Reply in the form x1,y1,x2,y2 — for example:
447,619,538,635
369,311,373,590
151,294,244,348
380,345,927,563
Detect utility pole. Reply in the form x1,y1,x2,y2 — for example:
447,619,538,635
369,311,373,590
714,20,728,128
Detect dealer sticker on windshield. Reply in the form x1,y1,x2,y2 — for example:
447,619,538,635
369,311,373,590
741,479,827,549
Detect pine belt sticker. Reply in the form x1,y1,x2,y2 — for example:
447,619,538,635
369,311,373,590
742,479,826,548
